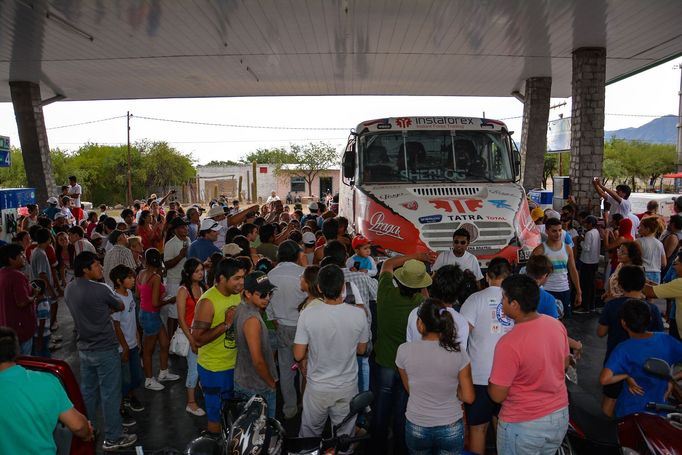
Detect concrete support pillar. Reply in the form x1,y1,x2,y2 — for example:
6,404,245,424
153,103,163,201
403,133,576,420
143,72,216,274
520,77,552,190
10,81,56,205
569,47,606,213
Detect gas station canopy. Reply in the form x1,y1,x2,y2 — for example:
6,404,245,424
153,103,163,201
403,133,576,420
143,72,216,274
2,0,681,102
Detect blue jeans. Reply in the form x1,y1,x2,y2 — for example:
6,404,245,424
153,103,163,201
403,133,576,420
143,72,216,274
121,347,143,396
645,271,661,284
32,335,51,358
405,419,464,455
186,348,199,388
234,384,276,418
370,360,408,454
19,338,33,356
497,406,569,455
548,290,572,318
357,356,370,426
79,348,123,441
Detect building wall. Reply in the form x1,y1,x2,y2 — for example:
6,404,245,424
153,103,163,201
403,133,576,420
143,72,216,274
197,164,340,203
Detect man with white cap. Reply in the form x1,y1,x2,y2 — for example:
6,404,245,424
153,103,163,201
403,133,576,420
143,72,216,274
42,197,61,221
206,205,228,250
187,219,221,262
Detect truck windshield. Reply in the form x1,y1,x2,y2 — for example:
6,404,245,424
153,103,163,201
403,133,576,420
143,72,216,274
359,130,513,184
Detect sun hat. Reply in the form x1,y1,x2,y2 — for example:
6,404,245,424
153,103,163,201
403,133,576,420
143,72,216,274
308,202,319,212
199,219,221,231
46,196,59,205
222,243,242,257
207,205,226,218
530,207,545,222
393,259,432,289
544,209,561,220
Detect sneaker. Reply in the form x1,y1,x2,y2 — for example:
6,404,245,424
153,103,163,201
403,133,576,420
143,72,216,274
144,377,165,391
102,433,137,451
123,396,145,412
120,409,136,427
186,404,206,416
158,369,180,382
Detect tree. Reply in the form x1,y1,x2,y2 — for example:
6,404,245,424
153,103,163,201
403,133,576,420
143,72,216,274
275,142,339,196
542,153,558,188
241,147,297,164
604,138,676,191
204,159,240,166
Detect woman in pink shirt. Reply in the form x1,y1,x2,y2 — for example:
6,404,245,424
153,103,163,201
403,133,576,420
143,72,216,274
137,248,177,391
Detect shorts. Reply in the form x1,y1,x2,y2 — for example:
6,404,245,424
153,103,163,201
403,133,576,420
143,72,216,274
602,381,623,399
160,302,178,321
645,271,661,284
464,384,501,426
140,310,162,337
197,365,234,423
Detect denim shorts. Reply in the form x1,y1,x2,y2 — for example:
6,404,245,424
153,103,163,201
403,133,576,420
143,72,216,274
405,418,464,455
645,271,661,284
140,310,162,337
497,406,569,455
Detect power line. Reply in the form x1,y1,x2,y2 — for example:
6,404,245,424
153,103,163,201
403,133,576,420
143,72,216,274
47,115,127,130
52,137,347,146
134,115,348,131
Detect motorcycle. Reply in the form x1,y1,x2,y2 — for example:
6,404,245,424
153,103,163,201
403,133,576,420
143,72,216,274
185,391,373,455
559,357,682,455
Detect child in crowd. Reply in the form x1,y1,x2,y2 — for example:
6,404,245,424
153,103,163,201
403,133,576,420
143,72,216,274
636,217,666,284
346,236,377,277
110,265,145,423
31,279,53,357
302,232,317,265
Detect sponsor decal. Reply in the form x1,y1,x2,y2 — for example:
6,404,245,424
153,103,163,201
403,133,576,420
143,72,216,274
495,302,513,327
489,199,513,210
487,188,518,198
480,118,505,129
415,117,475,126
378,192,403,200
367,212,404,240
401,201,418,210
419,214,442,224
395,117,412,128
447,214,484,221
487,215,506,221
428,199,483,213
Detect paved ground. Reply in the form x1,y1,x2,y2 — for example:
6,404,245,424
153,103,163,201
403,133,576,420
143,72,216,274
50,296,644,454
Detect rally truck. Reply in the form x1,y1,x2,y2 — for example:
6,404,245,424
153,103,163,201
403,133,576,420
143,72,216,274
339,116,540,267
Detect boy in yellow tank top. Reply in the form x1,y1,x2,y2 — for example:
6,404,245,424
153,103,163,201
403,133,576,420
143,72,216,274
191,257,245,436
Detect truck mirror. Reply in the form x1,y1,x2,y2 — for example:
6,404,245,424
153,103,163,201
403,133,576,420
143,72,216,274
342,152,355,179
514,150,521,180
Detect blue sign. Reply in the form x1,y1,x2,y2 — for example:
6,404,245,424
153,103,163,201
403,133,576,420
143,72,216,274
419,214,442,224
0,136,9,168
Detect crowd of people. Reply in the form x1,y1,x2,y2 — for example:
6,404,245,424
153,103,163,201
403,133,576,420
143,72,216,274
0,179,681,454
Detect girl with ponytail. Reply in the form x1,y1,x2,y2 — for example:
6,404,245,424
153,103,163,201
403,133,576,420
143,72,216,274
396,298,475,454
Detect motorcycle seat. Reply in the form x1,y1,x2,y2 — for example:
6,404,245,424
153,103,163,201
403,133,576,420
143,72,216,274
567,380,620,446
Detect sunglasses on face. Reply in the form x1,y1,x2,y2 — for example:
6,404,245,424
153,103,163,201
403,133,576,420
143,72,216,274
256,291,274,299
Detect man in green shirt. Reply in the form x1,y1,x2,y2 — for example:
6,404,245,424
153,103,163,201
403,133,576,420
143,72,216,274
370,253,433,454
0,326,94,454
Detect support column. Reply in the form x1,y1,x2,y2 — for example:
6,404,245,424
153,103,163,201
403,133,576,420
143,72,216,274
10,81,56,205
569,47,606,213
520,77,552,190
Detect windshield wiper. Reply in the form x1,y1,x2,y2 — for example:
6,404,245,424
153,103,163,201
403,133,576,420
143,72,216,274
464,171,496,183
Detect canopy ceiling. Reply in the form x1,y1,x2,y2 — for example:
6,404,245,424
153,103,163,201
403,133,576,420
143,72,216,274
2,0,681,102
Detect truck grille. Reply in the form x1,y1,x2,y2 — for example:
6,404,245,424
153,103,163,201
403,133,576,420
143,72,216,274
410,186,482,197
421,220,515,256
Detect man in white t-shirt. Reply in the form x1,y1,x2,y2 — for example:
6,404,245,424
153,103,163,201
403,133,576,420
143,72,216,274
67,175,84,223
592,178,631,222
459,257,513,455
266,191,280,204
294,264,369,438
163,218,190,334
575,215,601,313
406,264,469,350
432,228,483,284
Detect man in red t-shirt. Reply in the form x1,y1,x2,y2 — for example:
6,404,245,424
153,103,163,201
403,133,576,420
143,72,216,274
488,274,570,455
0,244,36,355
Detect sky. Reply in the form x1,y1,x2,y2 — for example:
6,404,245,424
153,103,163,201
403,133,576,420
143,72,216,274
0,61,680,166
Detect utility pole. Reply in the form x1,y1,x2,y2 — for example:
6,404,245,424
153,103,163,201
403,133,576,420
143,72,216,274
674,63,682,175
126,111,133,207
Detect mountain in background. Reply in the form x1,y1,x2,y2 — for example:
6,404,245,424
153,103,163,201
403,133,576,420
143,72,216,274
605,115,677,144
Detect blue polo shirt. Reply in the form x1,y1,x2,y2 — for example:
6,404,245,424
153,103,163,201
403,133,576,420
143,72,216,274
188,238,220,262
